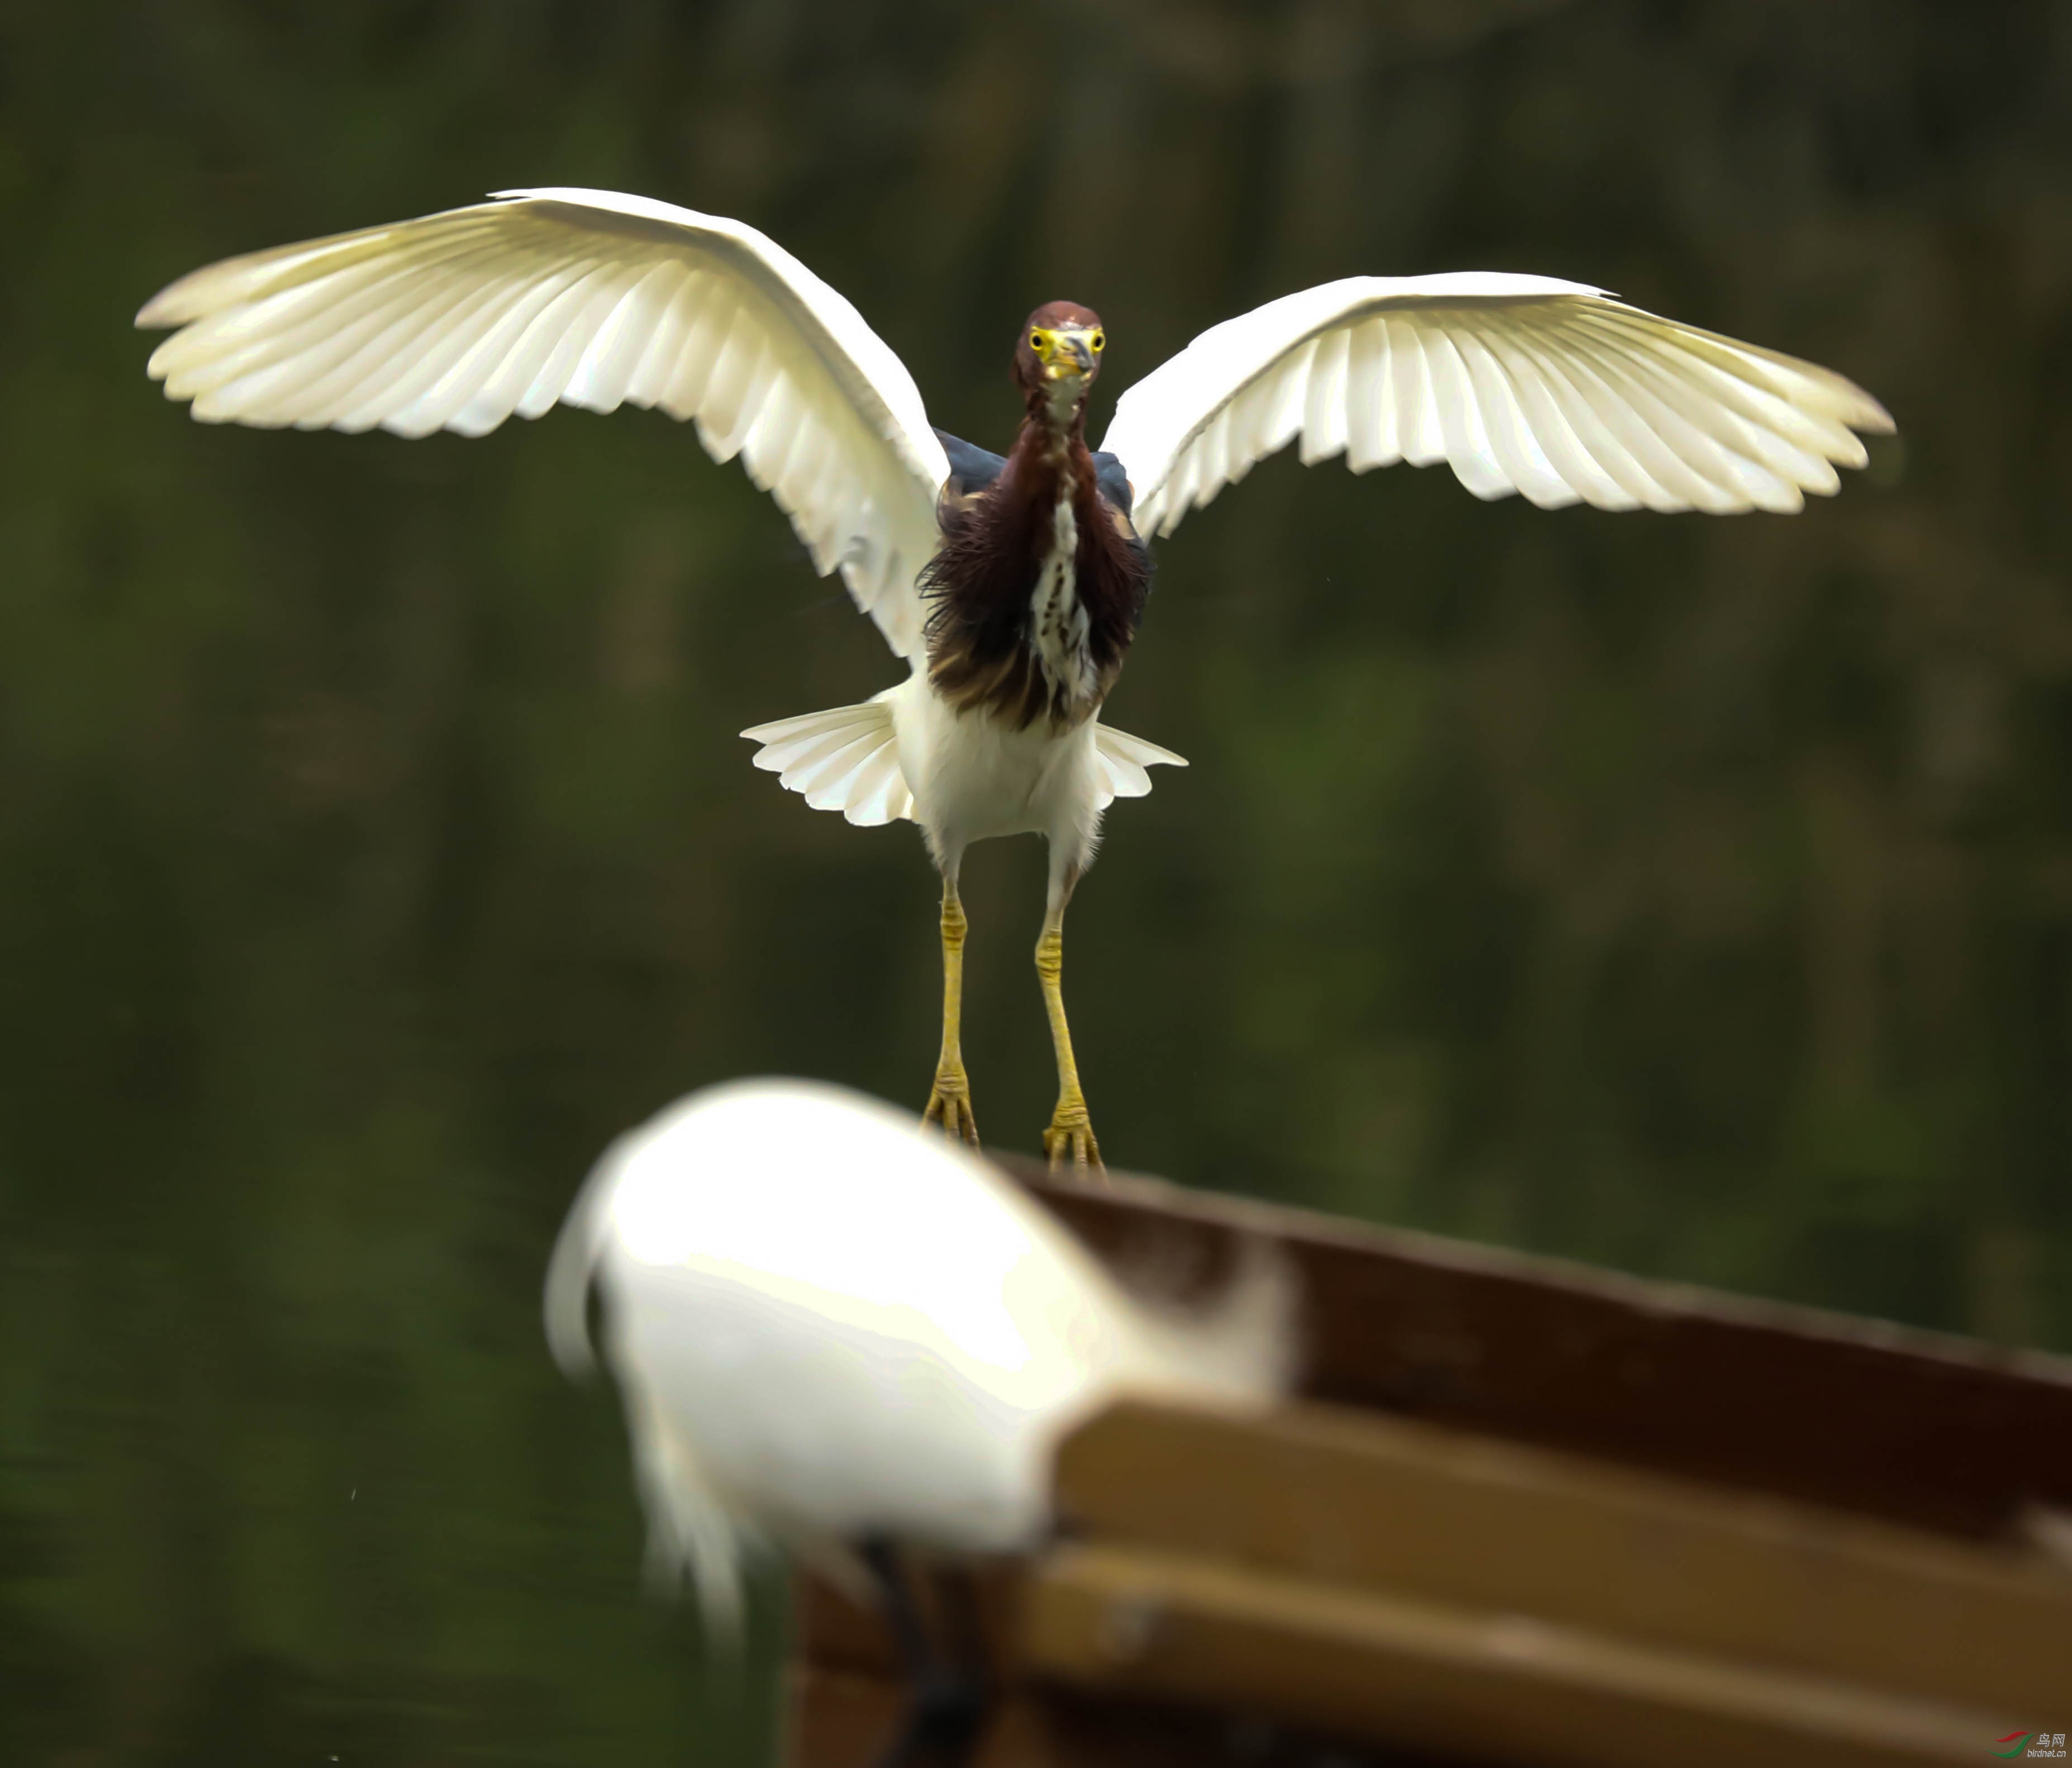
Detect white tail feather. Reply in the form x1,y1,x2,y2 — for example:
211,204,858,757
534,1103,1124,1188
1091,720,1187,809
743,702,1186,825
741,698,913,825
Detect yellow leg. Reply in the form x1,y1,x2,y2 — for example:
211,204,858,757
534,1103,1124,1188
923,877,979,1147
1036,914,1103,1177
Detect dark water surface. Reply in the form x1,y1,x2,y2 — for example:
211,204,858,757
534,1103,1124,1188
6,2,2071,1761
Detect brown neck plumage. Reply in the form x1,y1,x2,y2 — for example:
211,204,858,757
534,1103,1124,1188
920,364,1148,732
1006,409,1087,503
1023,379,1090,454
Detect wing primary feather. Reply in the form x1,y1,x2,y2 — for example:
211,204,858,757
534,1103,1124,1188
687,308,759,448
777,424,843,565
448,260,615,433
139,214,510,329
353,264,584,433
1422,327,1514,500
620,261,698,410
382,281,556,436
660,277,739,419
720,338,788,465
150,246,460,393
288,240,547,407
1258,348,1308,458
1298,326,1349,467
146,230,507,378
1550,324,1772,511
511,260,653,424
1368,311,1403,467
1449,325,1576,508
1178,439,1211,525
1225,375,1273,484
402,261,617,435
1582,303,1892,435
221,257,507,429
1499,323,1679,509
566,256,683,414
1384,315,1445,467
501,260,624,422
1465,319,1632,509
177,245,510,420
1343,317,1390,473
741,373,806,492
374,258,615,436
1203,403,1237,506
1509,321,1696,510
346,264,585,434
1573,327,1813,509
1581,311,1861,476
163,281,412,415
1572,307,1861,468
1149,453,1187,534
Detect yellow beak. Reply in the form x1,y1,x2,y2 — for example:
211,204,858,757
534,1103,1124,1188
1038,329,1097,380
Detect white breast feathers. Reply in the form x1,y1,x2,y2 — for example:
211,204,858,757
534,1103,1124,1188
1029,492,1097,710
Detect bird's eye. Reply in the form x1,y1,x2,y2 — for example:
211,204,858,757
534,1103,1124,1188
1030,331,1045,351
1090,331,1105,353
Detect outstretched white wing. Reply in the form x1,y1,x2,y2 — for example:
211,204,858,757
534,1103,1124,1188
137,187,949,659
1100,273,1894,538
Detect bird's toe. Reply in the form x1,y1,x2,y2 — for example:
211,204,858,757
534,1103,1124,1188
923,1077,981,1149
1042,1106,1104,1181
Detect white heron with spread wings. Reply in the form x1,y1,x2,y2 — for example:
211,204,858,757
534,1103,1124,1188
139,187,1893,1172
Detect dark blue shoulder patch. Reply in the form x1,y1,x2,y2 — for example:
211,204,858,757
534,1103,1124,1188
933,429,1005,495
1091,450,1134,516
934,429,1136,522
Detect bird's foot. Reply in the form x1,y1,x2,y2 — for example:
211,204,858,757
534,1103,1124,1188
923,1065,980,1149
869,1668,989,1768
1042,1096,1104,1179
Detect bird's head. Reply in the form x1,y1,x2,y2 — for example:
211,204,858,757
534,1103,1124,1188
1015,301,1105,420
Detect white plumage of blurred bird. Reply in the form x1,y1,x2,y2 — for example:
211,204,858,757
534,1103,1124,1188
138,188,1894,1173
543,1078,1292,1649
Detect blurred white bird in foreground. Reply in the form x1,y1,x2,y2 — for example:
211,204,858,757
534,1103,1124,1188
544,1078,1294,1760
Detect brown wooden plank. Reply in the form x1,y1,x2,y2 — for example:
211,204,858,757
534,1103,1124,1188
782,1664,904,1768
1052,1399,2072,1715
790,1167,2072,1765
997,1690,1485,1767
784,1657,1490,1768
1007,1157,2072,1540
790,1557,1025,1680
793,1574,897,1677
782,1666,1074,1768
1023,1542,2035,1768
788,1581,1490,1768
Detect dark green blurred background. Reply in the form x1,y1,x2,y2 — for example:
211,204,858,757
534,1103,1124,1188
4,1,2069,1761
